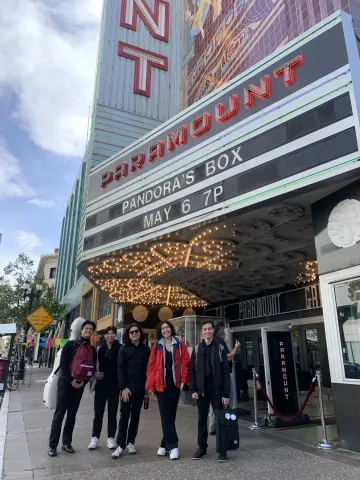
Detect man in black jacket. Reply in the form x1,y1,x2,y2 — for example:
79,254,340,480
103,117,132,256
112,323,150,459
189,320,230,463
48,320,97,457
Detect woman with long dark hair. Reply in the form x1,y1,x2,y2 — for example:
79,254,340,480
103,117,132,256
111,323,150,459
146,321,190,460
88,326,121,450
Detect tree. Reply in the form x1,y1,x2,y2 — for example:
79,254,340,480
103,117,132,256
348,280,360,303
0,253,65,331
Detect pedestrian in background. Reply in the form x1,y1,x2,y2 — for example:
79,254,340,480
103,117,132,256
146,321,190,460
88,326,121,450
112,323,150,459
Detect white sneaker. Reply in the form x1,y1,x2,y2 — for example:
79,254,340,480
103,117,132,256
111,446,123,459
170,448,179,460
157,447,166,456
88,437,98,450
107,438,117,450
127,443,137,455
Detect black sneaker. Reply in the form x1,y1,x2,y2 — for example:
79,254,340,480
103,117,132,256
48,448,57,457
62,445,75,453
218,452,228,463
192,448,207,460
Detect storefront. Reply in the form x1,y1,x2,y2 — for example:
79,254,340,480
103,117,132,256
78,12,360,451
206,284,330,389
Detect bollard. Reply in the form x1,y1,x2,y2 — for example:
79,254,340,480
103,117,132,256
28,363,33,388
316,370,335,450
250,368,262,430
231,370,238,410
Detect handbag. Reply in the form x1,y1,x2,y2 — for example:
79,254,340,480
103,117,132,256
43,366,60,410
89,347,100,393
178,340,190,392
216,407,240,453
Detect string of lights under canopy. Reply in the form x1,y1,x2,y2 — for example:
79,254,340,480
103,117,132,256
296,260,318,284
87,221,319,307
88,226,238,307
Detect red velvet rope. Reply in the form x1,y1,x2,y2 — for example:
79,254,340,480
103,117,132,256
255,374,316,422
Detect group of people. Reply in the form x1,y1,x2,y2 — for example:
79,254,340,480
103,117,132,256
48,318,240,463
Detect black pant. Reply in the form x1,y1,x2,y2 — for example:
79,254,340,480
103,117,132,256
92,386,119,439
156,382,181,450
116,391,144,449
49,377,84,449
197,383,223,452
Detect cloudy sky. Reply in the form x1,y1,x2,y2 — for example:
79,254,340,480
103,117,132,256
0,0,103,272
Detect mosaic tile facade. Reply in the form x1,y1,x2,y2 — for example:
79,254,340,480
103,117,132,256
183,0,360,107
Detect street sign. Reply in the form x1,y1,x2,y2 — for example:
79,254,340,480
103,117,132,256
26,307,53,332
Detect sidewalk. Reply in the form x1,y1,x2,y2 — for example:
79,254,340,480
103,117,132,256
2,368,360,480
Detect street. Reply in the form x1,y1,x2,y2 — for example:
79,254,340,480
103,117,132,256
2,368,360,480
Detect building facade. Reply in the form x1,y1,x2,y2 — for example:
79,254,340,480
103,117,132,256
78,10,360,452
182,0,360,107
36,250,59,288
55,0,184,331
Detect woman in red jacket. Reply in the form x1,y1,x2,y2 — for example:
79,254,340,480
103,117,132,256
146,321,190,460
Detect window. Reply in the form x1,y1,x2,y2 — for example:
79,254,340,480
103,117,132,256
335,279,360,380
98,291,111,319
84,292,93,321
49,267,56,279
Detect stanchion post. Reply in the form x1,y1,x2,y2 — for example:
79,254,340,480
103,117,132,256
250,368,262,430
316,370,335,450
28,362,33,388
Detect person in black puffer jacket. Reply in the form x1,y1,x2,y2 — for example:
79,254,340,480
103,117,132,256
88,326,121,451
111,323,150,459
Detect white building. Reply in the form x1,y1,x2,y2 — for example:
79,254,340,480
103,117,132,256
36,250,59,287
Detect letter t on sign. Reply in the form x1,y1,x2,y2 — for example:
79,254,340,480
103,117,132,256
274,55,303,86
118,42,168,97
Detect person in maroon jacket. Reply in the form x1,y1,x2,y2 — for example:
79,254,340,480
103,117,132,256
48,320,96,457
146,321,190,460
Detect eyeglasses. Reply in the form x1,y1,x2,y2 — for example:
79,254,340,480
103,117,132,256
129,330,139,335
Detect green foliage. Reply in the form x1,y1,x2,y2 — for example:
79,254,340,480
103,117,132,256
0,253,65,331
348,280,360,302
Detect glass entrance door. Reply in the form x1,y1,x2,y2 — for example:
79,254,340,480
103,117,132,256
305,328,320,377
291,323,330,389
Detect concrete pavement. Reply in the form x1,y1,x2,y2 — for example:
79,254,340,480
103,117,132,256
2,367,360,480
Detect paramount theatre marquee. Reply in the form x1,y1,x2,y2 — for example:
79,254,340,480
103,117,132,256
78,12,360,306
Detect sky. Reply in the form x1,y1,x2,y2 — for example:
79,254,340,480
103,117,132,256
0,0,103,273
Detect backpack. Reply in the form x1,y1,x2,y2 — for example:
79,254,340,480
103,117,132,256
70,341,95,381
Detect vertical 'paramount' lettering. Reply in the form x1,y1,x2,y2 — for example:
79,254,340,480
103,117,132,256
120,0,170,41
279,341,289,400
119,0,170,97
118,43,168,97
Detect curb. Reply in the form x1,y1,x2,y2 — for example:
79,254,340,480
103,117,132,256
0,391,10,480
